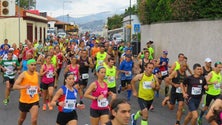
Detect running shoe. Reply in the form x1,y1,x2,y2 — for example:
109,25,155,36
48,103,53,110
197,117,202,125
42,104,47,111
131,113,137,125
117,85,122,94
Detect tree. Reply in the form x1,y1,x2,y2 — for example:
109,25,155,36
107,14,123,30
16,0,36,10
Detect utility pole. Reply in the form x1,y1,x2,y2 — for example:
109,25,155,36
129,0,132,42
18,0,21,43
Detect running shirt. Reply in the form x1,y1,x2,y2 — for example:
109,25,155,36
119,60,134,80
57,53,63,69
183,75,207,99
69,65,79,82
140,58,150,73
96,52,107,67
41,64,55,84
79,57,90,80
147,47,154,60
58,85,78,113
206,71,222,96
202,66,212,77
91,81,109,110
171,70,186,94
104,63,116,88
174,61,180,71
0,59,20,79
21,60,28,71
91,47,100,57
19,71,39,103
159,57,169,76
51,55,57,68
138,74,156,101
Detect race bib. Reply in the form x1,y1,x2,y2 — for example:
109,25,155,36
27,86,38,98
97,98,108,108
125,71,132,77
214,83,221,90
191,87,202,95
98,61,103,66
176,87,182,93
108,76,115,83
82,73,89,79
143,81,152,89
161,70,168,76
46,70,54,78
64,99,76,110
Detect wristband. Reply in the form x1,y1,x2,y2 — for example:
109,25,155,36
56,102,59,106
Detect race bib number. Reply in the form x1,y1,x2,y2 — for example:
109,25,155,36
143,81,152,89
97,98,108,108
98,61,103,66
27,86,38,98
64,99,76,110
214,83,221,90
82,73,89,79
161,71,168,76
176,87,182,93
108,76,115,83
125,71,132,77
191,87,202,95
46,70,54,78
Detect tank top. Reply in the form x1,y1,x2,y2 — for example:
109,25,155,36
104,63,116,88
51,55,57,68
69,65,79,82
202,66,212,77
91,47,100,57
174,61,180,71
96,52,107,67
58,85,78,113
79,57,90,74
138,74,155,101
159,57,169,71
140,58,150,73
19,71,39,103
206,71,222,96
171,70,186,94
41,64,55,84
57,53,63,68
91,81,109,110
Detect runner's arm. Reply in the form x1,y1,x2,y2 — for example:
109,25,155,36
131,74,142,96
169,62,176,74
206,72,214,84
166,71,178,87
88,57,94,69
205,99,222,125
153,75,160,90
13,72,29,90
50,88,63,106
84,82,97,100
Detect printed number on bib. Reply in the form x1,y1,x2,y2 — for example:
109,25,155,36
125,71,132,77
97,98,108,108
98,61,103,66
143,81,152,89
176,87,182,93
161,71,168,76
46,71,54,78
82,73,89,79
108,76,115,83
191,87,202,95
27,86,38,97
214,83,221,90
64,99,76,110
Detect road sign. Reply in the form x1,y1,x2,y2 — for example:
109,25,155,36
134,24,140,33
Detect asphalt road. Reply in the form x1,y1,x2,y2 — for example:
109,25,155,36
0,66,209,125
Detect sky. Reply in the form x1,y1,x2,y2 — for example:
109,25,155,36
36,0,137,17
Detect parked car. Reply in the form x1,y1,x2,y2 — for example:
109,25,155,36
57,32,66,38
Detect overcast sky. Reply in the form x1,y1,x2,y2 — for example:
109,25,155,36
36,0,137,17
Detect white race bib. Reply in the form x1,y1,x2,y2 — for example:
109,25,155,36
161,70,168,76
46,70,54,78
108,76,115,83
27,86,38,97
191,87,202,95
98,61,103,66
82,73,89,79
176,87,182,93
214,83,221,90
97,98,108,108
125,71,132,77
64,99,76,110
143,81,152,89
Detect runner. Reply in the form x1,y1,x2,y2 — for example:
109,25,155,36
202,58,213,77
55,46,65,79
181,63,208,125
146,41,154,60
162,61,187,125
84,66,112,125
104,57,118,101
198,61,222,125
105,98,131,125
138,51,150,73
131,62,160,125
0,51,20,105
118,54,134,101
95,44,107,69
39,54,56,111
169,53,185,74
13,59,40,125
50,71,85,125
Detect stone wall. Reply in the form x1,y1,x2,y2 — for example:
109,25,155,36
141,20,222,67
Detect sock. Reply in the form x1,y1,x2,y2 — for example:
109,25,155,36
141,119,148,125
134,111,141,120
199,110,205,119
165,86,169,96
127,90,132,99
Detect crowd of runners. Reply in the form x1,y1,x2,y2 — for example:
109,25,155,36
0,34,221,125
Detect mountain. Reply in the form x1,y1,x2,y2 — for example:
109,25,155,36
78,20,105,32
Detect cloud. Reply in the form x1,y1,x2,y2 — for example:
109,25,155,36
36,0,137,17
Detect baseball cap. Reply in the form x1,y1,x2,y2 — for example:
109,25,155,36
147,41,154,44
205,58,212,63
125,54,132,58
163,50,168,55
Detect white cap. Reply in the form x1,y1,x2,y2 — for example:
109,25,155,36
205,58,212,63
9,48,14,51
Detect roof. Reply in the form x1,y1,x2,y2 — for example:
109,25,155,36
47,16,69,25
